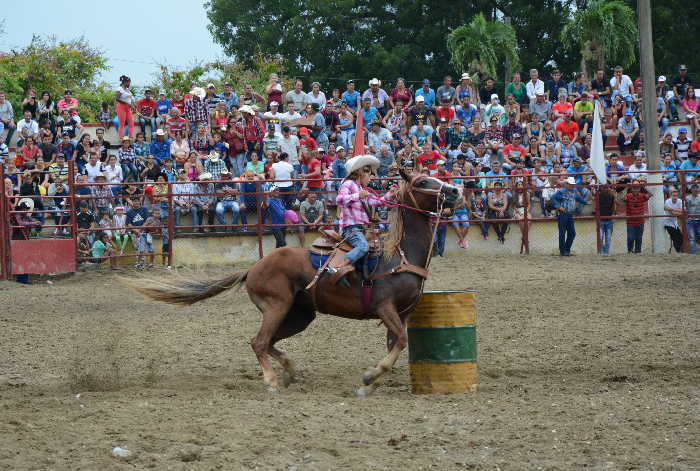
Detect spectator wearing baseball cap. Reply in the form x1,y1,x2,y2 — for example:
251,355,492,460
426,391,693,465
415,79,436,108
263,101,284,135
341,79,361,112
617,109,640,154
670,65,691,121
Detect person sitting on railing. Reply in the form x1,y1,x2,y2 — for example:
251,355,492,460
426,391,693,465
47,179,69,236
172,171,199,233
76,200,97,245
214,169,245,232
194,173,216,233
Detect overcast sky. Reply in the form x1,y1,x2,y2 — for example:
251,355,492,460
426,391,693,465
1,1,223,86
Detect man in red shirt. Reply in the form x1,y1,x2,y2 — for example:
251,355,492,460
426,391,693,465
304,150,324,199
136,89,158,138
502,133,527,169
620,181,652,253
435,159,452,182
298,127,317,166
556,114,580,144
165,107,189,138
417,142,440,174
691,129,700,154
435,101,455,123
509,157,531,184
171,88,186,114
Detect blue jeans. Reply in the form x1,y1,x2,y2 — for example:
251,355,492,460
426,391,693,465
686,219,700,254
174,204,200,231
627,224,644,253
659,117,669,134
557,212,576,255
342,225,369,263
433,224,447,257
230,153,247,177
339,129,355,149
137,116,158,136
158,201,168,220
121,162,138,182
668,96,680,119
215,200,240,225
600,219,614,254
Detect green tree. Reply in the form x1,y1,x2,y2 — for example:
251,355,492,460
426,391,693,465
447,13,520,84
561,0,637,77
0,35,109,120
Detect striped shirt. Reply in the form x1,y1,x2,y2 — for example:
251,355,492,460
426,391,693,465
336,179,392,230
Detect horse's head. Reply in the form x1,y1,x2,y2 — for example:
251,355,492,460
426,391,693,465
398,168,461,213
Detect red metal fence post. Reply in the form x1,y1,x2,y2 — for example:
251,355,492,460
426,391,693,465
0,164,9,280
167,181,175,265
594,183,602,254
67,163,78,244
255,181,264,259
679,170,689,253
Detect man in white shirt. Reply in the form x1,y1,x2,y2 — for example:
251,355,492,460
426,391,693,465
610,65,634,108
16,111,39,140
263,101,284,135
627,153,648,180
526,69,545,102
281,102,302,132
270,152,295,208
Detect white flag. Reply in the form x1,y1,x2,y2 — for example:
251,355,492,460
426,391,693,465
590,101,607,184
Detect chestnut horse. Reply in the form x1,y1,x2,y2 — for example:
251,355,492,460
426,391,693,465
131,169,460,395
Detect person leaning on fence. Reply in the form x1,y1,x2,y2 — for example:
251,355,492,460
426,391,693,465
215,169,244,231
685,184,700,254
487,181,510,244
617,179,652,254
596,184,617,255
663,189,684,253
90,232,120,271
550,177,589,256
263,185,287,248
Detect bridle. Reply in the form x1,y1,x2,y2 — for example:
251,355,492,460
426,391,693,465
367,174,449,217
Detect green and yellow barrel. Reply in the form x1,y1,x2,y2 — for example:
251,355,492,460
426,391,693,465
407,290,478,394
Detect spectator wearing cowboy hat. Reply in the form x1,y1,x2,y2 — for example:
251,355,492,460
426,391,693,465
194,172,217,232
215,169,246,231
549,176,590,256
185,87,209,135
362,78,390,115
204,150,227,180
239,104,266,161
150,128,172,165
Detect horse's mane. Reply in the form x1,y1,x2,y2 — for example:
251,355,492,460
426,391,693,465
382,182,407,259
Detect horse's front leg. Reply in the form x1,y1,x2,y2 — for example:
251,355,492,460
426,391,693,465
357,302,407,397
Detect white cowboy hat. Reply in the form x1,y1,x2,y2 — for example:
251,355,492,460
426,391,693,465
345,154,380,177
155,128,165,136
198,172,213,181
208,150,220,162
18,197,34,212
369,78,381,86
239,105,255,114
461,72,471,81
189,87,205,99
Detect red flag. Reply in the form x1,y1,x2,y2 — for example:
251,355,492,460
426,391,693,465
352,97,364,156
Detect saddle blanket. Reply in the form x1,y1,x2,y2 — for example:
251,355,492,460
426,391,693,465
310,252,379,274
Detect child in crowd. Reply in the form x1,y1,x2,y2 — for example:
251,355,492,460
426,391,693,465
451,194,471,249
77,233,91,263
137,214,159,269
90,232,119,270
99,102,112,130
112,206,129,255
160,216,171,269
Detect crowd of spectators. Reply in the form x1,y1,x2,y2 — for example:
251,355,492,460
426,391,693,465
2,64,700,266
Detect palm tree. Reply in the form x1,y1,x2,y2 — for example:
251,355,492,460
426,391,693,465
447,13,520,85
561,0,637,78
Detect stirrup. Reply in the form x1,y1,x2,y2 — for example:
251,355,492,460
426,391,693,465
329,265,354,284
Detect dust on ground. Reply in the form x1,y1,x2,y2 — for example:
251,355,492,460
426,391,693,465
0,254,698,470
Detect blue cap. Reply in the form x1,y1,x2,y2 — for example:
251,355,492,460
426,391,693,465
679,127,688,133
61,131,69,136
624,109,634,116
422,79,430,85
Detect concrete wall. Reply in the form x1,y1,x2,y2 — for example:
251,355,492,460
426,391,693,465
166,219,657,267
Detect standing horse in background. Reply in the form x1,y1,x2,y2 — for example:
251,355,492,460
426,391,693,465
130,169,461,395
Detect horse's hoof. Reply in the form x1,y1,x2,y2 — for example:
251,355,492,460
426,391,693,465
356,386,370,398
282,371,294,388
362,370,376,386
267,386,279,393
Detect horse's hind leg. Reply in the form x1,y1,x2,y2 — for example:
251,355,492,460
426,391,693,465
270,294,316,387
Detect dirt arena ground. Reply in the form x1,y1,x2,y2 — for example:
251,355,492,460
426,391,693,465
0,253,698,470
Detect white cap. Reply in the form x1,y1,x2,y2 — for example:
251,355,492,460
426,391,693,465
369,78,381,86
207,83,215,88
336,146,345,151
490,93,499,101
437,159,446,166
155,129,165,136
658,75,666,82
270,101,279,106
415,95,425,102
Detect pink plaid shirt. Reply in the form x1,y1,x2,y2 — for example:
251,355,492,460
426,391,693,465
336,180,392,230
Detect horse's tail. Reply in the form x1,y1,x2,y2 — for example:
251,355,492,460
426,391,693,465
125,270,248,306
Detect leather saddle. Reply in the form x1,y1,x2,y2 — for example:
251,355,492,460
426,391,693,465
309,228,382,257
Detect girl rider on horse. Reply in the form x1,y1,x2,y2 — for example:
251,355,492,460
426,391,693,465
330,155,397,283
